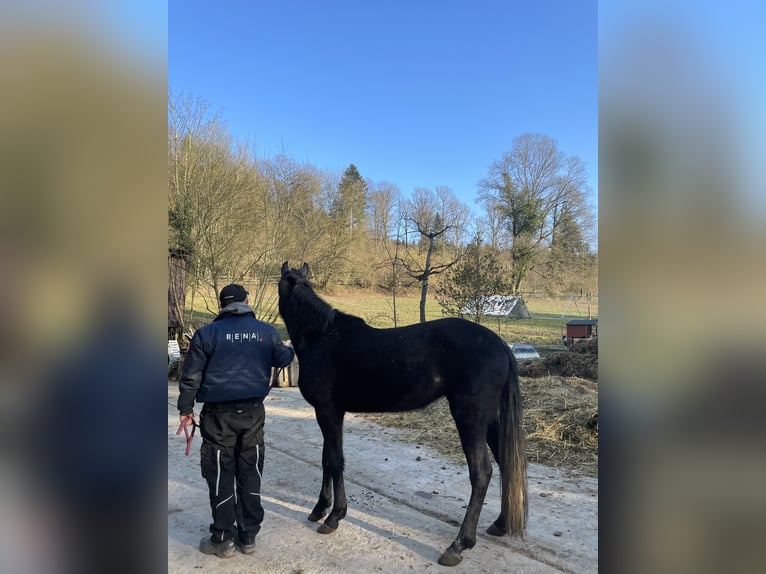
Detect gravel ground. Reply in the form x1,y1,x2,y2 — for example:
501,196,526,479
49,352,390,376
168,385,598,573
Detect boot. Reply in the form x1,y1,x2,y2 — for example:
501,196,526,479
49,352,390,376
198,535,235,558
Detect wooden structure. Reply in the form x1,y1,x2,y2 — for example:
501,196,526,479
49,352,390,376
565,319,598,347
272,352,300,387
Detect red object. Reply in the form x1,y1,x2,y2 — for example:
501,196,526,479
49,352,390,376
176,417,198,456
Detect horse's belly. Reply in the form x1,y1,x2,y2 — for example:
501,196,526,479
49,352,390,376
341,374,445,413
297,354,449,413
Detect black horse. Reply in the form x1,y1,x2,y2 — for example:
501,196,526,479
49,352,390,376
278,262,527,566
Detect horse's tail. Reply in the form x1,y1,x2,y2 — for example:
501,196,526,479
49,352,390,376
500,346,528,537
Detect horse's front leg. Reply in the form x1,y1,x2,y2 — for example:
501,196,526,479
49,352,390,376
313,408,347,534
307,451,332,522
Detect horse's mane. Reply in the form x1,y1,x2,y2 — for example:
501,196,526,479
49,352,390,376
329,310,366,331
282,279,337,342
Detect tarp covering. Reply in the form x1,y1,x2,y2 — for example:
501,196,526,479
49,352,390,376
460,295,532,319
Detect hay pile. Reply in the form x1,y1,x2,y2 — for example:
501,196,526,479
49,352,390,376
570,337,598,355
359,375,598,476
521,376,598,475
517,337,598,381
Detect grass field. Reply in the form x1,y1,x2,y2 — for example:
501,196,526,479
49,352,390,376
179,286,599,475
183,286,597,347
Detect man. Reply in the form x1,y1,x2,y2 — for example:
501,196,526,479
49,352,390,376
178,283,295,558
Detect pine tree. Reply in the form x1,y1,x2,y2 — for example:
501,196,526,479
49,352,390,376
331,164,368,235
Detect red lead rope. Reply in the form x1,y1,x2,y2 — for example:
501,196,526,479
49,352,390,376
176,417,198,456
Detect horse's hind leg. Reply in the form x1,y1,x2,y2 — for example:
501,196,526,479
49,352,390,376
485,417,508,536
313,408,347,534
438,410,493,567
487,417,501,464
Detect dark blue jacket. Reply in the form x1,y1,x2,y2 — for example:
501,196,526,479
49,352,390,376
178,303,295,415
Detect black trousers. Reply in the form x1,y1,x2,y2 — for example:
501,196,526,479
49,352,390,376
199,399,265,544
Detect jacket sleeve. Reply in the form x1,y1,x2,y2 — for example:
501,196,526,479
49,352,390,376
271,332,295,369
177,331,207,415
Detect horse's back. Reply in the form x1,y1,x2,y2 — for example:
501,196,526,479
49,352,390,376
298,316,511,414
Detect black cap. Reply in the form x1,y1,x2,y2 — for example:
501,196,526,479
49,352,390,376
219,284,248,306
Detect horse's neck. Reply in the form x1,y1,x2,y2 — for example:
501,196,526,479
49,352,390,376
284,294,334,346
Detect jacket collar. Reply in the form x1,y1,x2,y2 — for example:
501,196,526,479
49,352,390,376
214,302,255,321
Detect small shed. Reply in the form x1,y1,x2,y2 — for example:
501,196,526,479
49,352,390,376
565,319,598,347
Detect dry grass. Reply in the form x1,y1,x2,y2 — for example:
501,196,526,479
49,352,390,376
521,376,598,475
360,376,598,476
517,351,599,380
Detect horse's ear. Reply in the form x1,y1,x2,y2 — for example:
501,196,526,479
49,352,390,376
300,262,309,277
281,261,289,276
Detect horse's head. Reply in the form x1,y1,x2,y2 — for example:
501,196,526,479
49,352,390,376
279,261,310,310
280,261,309,279
279,262,334,343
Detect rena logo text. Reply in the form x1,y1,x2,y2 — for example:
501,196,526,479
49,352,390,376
225,332,263,342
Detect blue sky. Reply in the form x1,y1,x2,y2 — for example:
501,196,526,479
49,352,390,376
169,1,598,215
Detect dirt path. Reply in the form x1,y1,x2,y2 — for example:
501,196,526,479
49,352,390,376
168,385,598,573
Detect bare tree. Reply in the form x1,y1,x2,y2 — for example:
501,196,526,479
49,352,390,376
400,187,468,322
368,180,400,250
257,156,346,291
383,214,406,326
434,186,472,246
368,186,407,325
168,91,271,315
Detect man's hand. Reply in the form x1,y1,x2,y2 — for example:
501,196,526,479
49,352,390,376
177,413,198,456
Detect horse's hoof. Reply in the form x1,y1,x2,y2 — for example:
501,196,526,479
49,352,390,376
307,512,324,522
487,522,508,537
437,549,463,567
317,522,337,534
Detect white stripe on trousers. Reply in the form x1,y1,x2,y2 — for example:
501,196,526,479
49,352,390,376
215,449,221,496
